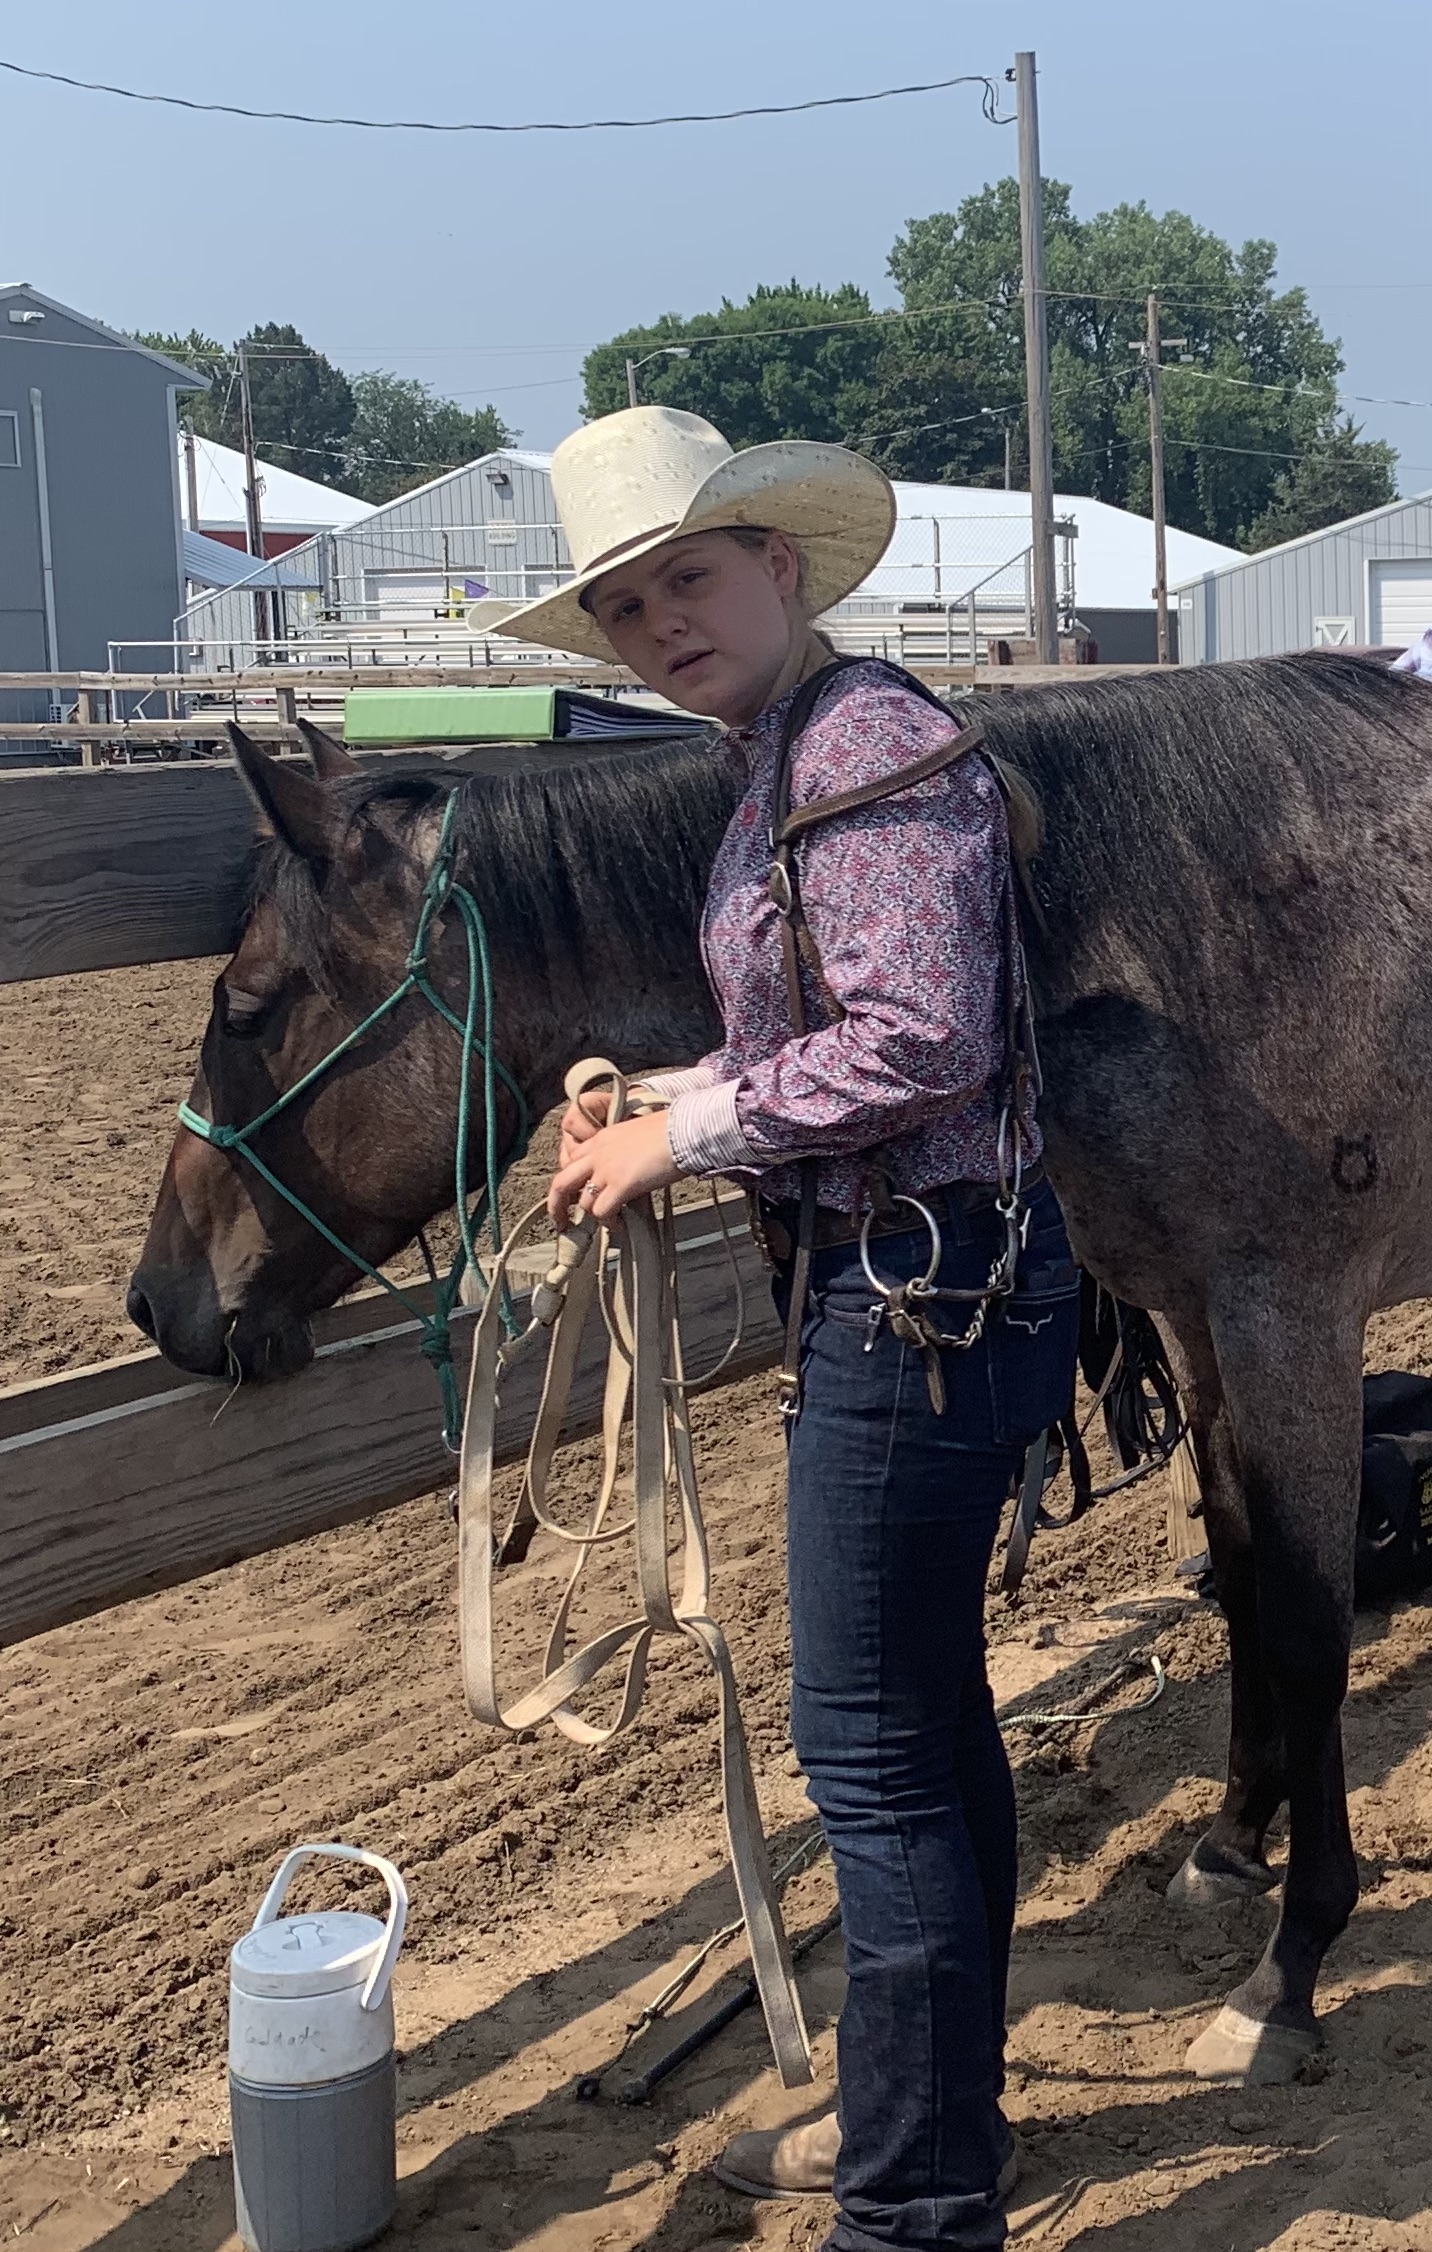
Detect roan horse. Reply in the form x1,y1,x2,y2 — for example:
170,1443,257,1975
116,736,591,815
131,652,1432,2085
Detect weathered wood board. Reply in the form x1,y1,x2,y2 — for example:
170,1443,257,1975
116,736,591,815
0,762,259,981
0,1207,777,1648
0,739,689,985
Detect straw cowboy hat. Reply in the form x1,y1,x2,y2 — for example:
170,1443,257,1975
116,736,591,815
495,406,897,663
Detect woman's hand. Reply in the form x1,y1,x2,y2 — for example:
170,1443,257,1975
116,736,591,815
556,1088,612,1171
547,1111,684,1226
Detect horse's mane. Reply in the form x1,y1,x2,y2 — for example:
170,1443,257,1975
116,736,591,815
253,655,1432,999
254,734,743,987
976,652,1432,977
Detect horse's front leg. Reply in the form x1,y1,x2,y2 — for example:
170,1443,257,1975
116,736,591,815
1182,1278,1363,2085
1159,1311,1285,1905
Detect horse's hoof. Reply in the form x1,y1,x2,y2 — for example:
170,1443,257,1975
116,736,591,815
1184,2006,1319,2085
1166,1845,1276,1908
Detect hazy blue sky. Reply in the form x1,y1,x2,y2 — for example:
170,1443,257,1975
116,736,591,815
4,0,1429,485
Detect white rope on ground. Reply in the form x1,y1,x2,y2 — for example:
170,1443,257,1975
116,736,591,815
457,1057,812,2089
999,1651,1167,1733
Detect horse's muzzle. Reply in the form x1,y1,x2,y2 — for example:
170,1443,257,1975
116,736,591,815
126,1265,315,1382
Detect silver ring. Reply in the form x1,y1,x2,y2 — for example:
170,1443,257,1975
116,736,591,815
858,1194,943,1297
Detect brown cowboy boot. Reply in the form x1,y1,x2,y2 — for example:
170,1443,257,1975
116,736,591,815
712,2111,1019,2202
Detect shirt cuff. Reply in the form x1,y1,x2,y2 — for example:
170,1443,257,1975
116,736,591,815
667,1080,763,1177
634,1063,719,1105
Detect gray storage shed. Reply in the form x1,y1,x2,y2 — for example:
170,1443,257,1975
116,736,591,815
1174,489,1432,663
0,284,204,681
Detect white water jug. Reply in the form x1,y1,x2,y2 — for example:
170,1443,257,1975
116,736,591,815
229,1843,408,2252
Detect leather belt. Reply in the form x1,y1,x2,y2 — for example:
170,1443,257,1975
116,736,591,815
755,1166,1045,1267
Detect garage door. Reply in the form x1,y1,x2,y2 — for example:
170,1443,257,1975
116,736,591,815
364,570,447,616
1369,559,1432,649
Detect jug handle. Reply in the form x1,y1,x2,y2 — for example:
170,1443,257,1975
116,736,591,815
252,1842,409,2013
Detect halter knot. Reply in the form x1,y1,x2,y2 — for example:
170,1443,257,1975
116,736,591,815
419,1326,454,1371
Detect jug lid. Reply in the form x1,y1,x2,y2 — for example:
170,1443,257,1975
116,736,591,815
230,1910,387,2000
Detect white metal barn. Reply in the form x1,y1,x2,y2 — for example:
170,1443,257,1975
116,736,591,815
1173,488,1432,662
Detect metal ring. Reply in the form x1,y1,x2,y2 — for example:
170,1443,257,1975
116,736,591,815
995,1106,1025,1213
859,1194,943,1297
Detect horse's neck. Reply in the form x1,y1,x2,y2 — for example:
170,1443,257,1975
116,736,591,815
451,768,722,1112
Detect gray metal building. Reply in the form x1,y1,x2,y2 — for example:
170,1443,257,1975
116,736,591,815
0,284,203,682
1174,489,1432,663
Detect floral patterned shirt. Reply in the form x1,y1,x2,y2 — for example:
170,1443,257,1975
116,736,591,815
653,661,1039,1215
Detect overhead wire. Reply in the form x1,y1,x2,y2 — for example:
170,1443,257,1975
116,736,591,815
0,58,1013,133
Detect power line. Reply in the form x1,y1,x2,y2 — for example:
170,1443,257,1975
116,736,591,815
0,57,1011,134
14,303,1432,411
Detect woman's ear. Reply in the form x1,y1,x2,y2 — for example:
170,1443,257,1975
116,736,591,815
765,531,803,601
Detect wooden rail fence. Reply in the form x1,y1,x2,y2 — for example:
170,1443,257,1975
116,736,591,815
0,1201,777,1649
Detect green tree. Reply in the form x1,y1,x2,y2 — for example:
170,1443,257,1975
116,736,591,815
1243,416,1398,551
870,182,1396,545
132,329,234,440
134,322,356,486
581,282,886,445
343,373,514,504
226,322,356,489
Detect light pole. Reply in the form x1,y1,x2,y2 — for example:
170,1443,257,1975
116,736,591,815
981,407,1015,492
625,346,692,409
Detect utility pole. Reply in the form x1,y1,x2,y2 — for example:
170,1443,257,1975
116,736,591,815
625,357,639,410
1131,293,1188,664
1147,294,1170,664
1013,51,1058,664
237,341,266,560
237,340,272,650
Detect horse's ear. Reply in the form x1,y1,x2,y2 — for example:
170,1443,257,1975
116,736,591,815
227,724,342,861
296,715,360,781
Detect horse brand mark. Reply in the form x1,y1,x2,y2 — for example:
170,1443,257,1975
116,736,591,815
1331,1135,1378,1195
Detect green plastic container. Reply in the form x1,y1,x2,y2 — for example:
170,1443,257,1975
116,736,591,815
342,687,557,745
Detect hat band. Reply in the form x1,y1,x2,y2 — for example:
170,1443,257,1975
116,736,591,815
579,519,682,576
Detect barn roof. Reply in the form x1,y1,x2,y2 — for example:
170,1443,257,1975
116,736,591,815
874,480,1239,612
183,435,373,534
0,283,210,385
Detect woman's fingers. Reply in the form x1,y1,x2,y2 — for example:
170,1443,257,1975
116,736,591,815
547,1149,594,1227
545,1115,684,1227
561,1093,610,1143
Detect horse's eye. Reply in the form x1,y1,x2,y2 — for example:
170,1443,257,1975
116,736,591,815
222,986,271,1038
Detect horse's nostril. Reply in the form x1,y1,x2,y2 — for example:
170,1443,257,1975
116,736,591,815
126,1283,157,1339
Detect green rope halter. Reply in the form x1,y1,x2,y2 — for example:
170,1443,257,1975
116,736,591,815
178,791,530,1451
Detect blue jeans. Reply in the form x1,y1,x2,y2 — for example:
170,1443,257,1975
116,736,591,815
777,1177,1079,2252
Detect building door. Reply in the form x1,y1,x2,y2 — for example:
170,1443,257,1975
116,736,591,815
1369,559,1432,650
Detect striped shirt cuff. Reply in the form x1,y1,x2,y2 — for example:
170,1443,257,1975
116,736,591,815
667,1080,763,1177
635,1063,719,1105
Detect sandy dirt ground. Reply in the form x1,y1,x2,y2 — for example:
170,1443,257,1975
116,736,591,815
2,961,1431,2252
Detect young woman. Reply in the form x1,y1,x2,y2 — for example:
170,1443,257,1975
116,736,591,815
499,408,1080,2252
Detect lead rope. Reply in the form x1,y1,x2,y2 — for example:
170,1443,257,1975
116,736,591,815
456,1057,813,2090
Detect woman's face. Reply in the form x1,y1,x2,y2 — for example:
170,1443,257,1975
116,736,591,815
587,530,803,726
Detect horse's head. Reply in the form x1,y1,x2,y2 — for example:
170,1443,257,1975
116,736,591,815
128,726,488,1379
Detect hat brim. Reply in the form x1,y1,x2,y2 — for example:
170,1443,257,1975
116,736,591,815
493,440,897,665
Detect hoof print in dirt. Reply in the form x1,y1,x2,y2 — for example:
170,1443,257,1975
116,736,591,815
1184,2005,1320,2085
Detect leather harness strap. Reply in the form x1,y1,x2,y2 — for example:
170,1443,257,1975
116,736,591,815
765,658,1018,1414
